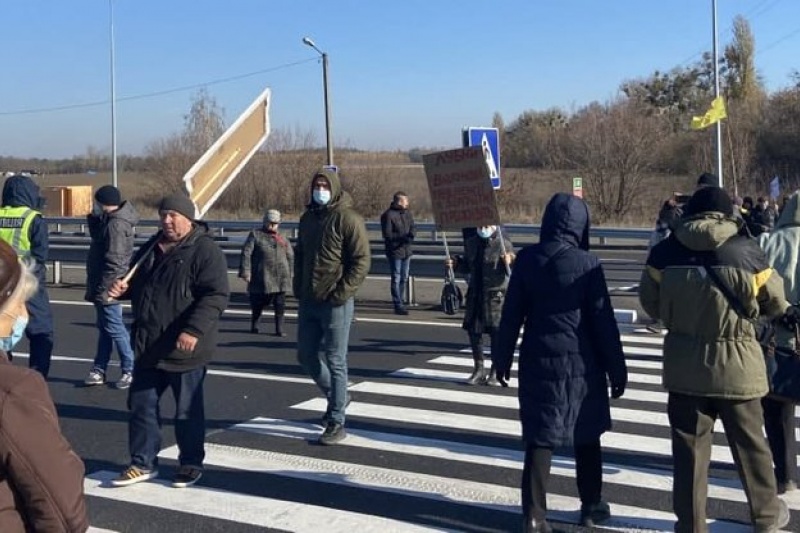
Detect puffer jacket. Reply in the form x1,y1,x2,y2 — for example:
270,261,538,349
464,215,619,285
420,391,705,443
293,168,371,305
239,227,293,294
454,232,513,333
122,223,230,371
85,201,140,303
493,193,626,446
640,213,789,399
0,356,88,533
762,191,800,349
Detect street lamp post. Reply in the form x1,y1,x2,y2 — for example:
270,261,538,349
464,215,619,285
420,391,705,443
109,0,118,187
302,37,333,167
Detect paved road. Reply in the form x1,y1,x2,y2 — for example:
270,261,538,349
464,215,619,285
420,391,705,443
10,285,796,532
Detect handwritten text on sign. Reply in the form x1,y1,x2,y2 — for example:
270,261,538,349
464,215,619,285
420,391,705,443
423,146,500,231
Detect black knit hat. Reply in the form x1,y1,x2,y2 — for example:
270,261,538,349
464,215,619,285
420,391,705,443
686,186,734,216
696,172,718,188
158,193,196,220
94,185,121,206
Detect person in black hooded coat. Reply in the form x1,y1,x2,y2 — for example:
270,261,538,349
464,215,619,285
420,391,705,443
493,193,627,531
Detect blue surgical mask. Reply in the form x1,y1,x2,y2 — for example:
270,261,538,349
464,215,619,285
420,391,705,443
477,226,496,239
313,189,331,205
0,315,28,352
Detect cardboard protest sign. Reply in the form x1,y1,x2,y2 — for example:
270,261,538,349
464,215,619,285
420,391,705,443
422,146,500,230
183,87,271,218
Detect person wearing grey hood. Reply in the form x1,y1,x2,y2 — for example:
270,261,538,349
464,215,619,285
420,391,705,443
84,185,140,389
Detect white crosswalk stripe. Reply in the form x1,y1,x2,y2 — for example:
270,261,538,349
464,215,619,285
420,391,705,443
85,333,797,532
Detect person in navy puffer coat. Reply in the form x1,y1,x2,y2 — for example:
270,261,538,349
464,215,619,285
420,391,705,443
493,193,628,532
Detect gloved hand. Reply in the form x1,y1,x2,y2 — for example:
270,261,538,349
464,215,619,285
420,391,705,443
780,305,800,330
610,382,626,399
496,365,511,388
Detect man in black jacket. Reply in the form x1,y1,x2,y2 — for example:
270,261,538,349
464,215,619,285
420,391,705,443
380,192,415,315
107,193,229,489
83,185,140,389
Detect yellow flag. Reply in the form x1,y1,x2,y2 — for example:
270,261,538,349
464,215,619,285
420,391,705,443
691,96,727,130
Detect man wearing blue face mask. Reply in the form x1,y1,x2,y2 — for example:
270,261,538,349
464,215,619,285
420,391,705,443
294,168,371,445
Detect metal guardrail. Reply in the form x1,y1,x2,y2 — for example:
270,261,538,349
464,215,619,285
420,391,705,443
43,217,652,306
45,217,653,244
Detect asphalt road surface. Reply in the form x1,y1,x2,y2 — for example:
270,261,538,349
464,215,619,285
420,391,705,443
9,272,797,532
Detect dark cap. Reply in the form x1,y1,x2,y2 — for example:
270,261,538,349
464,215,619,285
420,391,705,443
158,193,196,220
94,185,122,206
0,240,21,313
686,186,734,217
696,172,718,188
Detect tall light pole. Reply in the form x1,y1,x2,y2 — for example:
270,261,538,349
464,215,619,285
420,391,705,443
711,0,723,187
302,36,333,166
109,0,118,187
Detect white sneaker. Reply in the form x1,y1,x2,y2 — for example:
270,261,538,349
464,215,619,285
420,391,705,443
84,370,105,386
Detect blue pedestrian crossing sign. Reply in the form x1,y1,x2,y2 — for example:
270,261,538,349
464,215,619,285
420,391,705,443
462,127,501,189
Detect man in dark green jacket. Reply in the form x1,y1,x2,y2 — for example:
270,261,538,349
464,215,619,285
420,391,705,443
640,186,791,532
294,167,370,445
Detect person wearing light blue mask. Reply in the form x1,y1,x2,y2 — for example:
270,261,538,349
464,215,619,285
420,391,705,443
294,167,371,446
0,238,90,532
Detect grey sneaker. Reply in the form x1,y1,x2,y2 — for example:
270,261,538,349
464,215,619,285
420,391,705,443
318,422,346,445
116,373,133,390
84,369,105,386
771,498,790,531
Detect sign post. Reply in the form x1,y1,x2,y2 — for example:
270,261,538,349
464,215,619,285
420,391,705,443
573,177,583,198
462,127,501,189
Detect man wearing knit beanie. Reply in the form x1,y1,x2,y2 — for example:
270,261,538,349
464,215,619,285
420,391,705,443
106,191,229,489
640,184,793,530
84,184,140,389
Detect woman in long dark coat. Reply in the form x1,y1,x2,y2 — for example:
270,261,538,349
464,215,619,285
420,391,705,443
493,193,627,532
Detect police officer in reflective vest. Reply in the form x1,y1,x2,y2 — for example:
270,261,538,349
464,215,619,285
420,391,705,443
0,175,53,377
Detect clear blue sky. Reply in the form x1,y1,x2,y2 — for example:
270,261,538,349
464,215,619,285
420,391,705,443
1,0,798,158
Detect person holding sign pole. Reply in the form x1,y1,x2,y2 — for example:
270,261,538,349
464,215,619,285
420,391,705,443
445,225,514,386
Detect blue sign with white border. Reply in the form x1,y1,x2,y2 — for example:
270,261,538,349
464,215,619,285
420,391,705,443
462,127,501,189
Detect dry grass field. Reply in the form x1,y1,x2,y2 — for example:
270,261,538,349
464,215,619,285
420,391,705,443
33,161,696,227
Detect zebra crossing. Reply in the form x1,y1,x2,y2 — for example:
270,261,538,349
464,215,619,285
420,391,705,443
84,330,798,532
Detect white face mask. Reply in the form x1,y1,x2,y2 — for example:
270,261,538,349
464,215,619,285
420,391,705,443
313,189,331,205
477,226,496,239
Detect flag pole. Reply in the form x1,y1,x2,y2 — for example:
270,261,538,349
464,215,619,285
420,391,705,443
712,0,724,187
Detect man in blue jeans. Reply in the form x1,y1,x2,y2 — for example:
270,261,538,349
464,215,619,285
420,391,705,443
107,193,229,488
380,192,415,315
294,168,371,445
84,185,139,389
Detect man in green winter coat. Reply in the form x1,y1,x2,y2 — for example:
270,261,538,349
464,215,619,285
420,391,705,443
640,186,793,532
293,167,370,445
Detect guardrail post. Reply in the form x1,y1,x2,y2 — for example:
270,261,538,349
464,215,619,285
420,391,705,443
52,261,62,285
600,236,608,245
407,276,417,307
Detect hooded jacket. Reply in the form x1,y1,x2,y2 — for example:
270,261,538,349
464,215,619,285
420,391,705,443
0,356,88,533
123,223,229,371
640,212,789,399
762,191,800,348
84,201,140,303
493,194,626,446
0,176,48,272
293,169,371,305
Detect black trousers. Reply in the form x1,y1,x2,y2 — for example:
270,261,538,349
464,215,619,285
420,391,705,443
762,396,798,485
521,440,602,521
249,292,286,324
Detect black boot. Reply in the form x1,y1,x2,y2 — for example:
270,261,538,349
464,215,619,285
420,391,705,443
483,364,499,386
523,516,552,533
274,313,286,337
466,336,486,385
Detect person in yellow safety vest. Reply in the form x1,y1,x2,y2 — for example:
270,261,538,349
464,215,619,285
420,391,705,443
0,175,53,377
